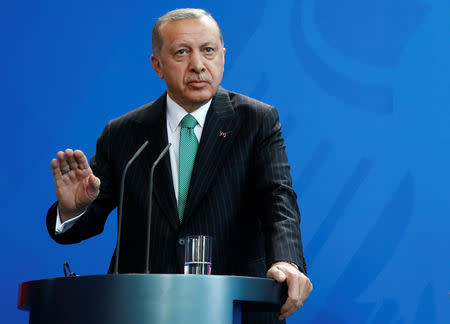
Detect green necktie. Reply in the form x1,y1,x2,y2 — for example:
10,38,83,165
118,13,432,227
178,114,198,221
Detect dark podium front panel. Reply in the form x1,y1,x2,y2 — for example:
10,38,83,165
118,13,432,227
18,274,285,324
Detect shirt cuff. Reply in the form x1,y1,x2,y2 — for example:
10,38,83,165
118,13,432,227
55,206,85,234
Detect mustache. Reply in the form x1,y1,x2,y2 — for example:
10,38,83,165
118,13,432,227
185,73,212,83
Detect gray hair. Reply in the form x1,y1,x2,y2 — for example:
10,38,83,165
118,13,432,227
152,8,224,57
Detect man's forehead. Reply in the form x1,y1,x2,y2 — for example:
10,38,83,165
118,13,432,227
159,17,221,45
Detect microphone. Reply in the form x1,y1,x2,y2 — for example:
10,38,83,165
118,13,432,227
145,142,171,273
113,141,149,274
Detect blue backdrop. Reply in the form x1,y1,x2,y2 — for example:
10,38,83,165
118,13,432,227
1,0,449,323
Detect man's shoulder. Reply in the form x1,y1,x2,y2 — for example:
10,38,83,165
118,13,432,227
218,89,277,123
110,102,153,124
225,89,274,111
107,93,166,129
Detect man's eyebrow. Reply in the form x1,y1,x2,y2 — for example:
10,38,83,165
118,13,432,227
200,41,218,48
171,42,191,48
170,40,219,50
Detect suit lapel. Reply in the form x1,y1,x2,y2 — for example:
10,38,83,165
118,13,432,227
182,88,239,225
137,93,180,231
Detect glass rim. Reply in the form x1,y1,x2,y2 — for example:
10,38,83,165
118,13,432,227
184,235,213,241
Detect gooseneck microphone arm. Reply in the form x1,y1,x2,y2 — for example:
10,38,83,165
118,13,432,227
113,141,149,275
145,142,171,274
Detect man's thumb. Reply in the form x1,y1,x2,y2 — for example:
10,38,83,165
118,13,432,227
88,174,101,193
267,266,286,282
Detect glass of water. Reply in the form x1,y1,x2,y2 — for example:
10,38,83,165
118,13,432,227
184,235,213,275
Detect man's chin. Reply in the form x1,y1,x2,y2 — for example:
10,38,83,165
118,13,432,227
184,90,215,105
169,88,218,111
182,98,211,111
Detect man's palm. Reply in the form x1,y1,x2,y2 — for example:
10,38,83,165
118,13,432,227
51,149,100,221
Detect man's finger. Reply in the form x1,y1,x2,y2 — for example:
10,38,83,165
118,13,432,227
51,159,62,181
279,270,301,319
279,275,313,319
57,151,71,174
298,278,313,307
74,150,90,170
65,148,79,171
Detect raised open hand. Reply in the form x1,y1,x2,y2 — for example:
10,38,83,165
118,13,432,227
51,149,100,222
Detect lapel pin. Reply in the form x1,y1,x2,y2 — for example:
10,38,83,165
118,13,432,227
219,131,227,138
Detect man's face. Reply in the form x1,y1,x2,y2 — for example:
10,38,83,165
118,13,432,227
151,17,225,112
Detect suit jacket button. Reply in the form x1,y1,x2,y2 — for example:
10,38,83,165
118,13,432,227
178,238,185,245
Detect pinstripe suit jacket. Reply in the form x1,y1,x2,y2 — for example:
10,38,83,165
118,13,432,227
47,87,306,323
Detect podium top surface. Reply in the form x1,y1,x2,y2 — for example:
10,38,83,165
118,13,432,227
18,274,285,324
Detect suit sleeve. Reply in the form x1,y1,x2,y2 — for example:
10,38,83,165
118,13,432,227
46,122,118,244
253,107,307,274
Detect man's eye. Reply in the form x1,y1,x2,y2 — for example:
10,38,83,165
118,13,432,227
204,47,215,53
176,49,187,55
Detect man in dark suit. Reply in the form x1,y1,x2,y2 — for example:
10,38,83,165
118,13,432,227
47,8,312,323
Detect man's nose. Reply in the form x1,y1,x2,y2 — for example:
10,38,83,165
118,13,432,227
189,51,206,73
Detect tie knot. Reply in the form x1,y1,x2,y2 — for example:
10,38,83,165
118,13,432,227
181,114,197,129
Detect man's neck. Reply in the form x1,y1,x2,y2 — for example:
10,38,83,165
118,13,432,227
166,94,212,132
167,94,213,113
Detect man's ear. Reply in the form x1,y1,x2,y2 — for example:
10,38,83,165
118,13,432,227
150,54,164,79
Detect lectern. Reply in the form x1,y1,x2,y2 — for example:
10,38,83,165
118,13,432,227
18,274,285,324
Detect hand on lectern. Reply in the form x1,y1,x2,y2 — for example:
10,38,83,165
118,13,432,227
51,149,100,222
266,261,313,320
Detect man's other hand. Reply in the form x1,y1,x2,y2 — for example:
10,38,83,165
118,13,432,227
51,149,100,222
266,261,313,320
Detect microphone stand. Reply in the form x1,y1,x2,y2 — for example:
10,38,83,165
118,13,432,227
145,143,171,273
113,141,149,274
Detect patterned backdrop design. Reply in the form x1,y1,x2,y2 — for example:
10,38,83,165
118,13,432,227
1,0,449,323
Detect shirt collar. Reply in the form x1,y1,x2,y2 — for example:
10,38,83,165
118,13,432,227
166,94,211,133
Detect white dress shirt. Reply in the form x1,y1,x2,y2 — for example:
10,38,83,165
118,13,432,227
55,94,212,234
166,94,211,203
